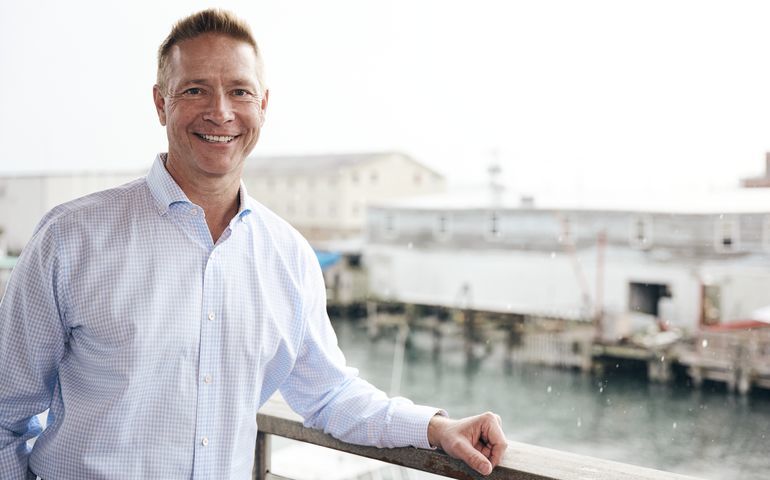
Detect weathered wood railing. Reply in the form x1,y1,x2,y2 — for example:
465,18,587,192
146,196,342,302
254,395,702,480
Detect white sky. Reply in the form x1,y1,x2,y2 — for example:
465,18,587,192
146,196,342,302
3,0,770,199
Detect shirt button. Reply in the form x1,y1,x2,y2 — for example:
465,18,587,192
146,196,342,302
204,374,212,384
190,208,198,216
208,312,215,321
201,437,209,447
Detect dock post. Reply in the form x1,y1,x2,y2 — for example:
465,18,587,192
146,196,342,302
366,301,379,340
254,431,271,480
432,317,442,361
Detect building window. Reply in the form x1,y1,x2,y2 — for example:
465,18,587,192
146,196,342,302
384,213,398,239
715,215,739,253
486,211,502,240
434,213,452,241
629,215,653,249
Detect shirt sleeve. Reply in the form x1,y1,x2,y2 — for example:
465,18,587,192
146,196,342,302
278,243,442,450
0,221,68,480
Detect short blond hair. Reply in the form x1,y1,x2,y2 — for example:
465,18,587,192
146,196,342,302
156,9,265,94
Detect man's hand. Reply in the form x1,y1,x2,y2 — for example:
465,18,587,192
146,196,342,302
427,412,508,476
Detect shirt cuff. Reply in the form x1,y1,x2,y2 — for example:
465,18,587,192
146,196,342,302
390,402,448,450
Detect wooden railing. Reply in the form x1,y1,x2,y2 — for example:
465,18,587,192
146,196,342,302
254,395,702,480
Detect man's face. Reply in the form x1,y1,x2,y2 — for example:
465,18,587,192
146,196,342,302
153,33,268,180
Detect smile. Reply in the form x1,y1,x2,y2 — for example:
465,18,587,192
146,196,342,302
195,133,237,143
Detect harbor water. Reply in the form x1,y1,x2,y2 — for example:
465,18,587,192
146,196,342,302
331,319,770,480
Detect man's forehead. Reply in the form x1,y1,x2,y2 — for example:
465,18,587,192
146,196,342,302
169,34,256,61
166,34,260,83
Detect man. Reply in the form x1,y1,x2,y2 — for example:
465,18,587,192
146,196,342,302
0,9,507,479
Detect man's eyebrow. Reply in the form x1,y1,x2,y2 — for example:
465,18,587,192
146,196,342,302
180,79,210,85
227,79,259,88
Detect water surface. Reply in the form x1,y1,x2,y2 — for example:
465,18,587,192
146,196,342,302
333,319,770,480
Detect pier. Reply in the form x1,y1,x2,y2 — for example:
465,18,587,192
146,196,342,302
357,300,770,395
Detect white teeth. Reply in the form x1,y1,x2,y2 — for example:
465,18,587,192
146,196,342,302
200,134,235,143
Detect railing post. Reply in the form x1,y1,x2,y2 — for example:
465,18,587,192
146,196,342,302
254,431,271,480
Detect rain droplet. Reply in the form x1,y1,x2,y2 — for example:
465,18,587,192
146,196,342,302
672,422,677,429
599,387,604,393
407,242,413,249
660,356,665,362
547,386,552,393
550,252,556,259
702,339,708,348
577,417,582,427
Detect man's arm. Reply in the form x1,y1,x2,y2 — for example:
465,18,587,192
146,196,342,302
0,222,67,480
279,243,507,475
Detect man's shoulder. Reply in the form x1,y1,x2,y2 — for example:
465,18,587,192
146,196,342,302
244,196,314,254
33,177,148,235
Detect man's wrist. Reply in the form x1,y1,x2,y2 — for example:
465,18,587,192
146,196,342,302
427,411,450,448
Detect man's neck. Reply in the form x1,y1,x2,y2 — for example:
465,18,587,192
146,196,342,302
164,156,242,243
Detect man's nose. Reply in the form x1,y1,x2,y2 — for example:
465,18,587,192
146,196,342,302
203,92,235,124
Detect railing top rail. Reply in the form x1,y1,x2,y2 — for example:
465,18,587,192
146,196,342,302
257,396,702,480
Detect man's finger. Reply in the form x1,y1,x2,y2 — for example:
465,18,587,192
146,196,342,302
453,439,493,475
484,416,508,467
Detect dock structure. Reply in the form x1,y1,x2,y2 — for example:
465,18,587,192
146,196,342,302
359,300,770,395
677,327,770,395
591,342,677,383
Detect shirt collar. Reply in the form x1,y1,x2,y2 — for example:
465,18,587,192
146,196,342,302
147,153,253,221
147,153,189,215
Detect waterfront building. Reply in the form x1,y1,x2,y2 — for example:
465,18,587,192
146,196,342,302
241,152,446,243
0,151,445,255
363,187,770,338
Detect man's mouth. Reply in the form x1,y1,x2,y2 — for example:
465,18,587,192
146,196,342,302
195,133,237,143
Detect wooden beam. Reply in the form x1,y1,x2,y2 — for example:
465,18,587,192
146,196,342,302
256,395,702,480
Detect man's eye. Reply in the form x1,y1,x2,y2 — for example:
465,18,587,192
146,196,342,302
232,89,251,97
183,88,202,95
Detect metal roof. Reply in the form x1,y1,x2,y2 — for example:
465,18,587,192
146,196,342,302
370,186,770,215
243,151,443,177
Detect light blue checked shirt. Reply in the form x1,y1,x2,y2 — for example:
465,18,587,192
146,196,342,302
0,154,439,480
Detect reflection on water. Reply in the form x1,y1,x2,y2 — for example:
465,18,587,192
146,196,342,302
333,319,770,480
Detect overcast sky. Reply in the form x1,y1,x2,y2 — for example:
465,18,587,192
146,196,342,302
3,0,770,199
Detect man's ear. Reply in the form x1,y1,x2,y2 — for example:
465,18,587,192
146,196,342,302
259,89,269,126
153,85,167,126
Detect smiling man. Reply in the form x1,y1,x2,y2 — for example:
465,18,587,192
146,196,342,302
0,9,507,480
